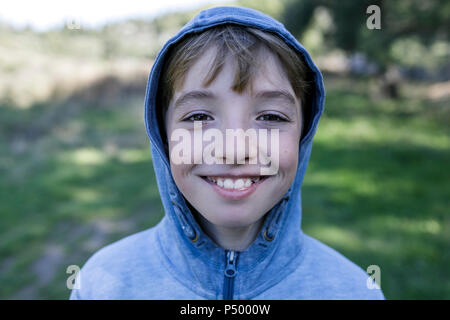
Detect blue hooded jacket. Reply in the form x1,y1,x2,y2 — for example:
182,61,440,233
70,6,385,300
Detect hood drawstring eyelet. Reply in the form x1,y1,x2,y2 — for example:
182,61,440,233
263,196,290,242
172,200,198,242
264,229,275,242
190,232,199,243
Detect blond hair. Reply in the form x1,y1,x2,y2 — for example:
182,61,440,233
157,24,311,132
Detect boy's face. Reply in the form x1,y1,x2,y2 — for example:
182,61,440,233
165,47,302,231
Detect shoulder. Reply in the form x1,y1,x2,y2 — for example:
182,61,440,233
84,227,157,270
70,227,161,299
291,233,385,299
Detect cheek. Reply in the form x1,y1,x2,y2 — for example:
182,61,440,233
169,162,184,180
168,162,198,207
278,135,300,177
169,159,193,181
167,141,193,184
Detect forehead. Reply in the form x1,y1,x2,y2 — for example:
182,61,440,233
177,46,294,96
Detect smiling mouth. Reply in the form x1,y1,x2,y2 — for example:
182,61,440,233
201,176,268,191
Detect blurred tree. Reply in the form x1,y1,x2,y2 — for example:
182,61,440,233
281,0,450,97
237,0,286,19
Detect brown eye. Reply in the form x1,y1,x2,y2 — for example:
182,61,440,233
257,114,287,122
185,113,213,122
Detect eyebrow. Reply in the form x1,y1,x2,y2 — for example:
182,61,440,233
174,90,217,109
254,89,297,107
173,89,297,110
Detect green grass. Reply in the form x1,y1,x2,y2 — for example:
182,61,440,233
0,75,448,299
302,76,449,299
0,95,164,299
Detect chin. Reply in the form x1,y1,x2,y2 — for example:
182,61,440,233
204,206,265,228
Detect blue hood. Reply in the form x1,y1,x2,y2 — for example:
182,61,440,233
71,6,384,300
144,5,324,297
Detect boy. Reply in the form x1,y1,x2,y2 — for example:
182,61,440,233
70,6,385,299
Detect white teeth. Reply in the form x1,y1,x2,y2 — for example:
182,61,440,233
206,177,260,190
234,179,244,189
223,178,234,189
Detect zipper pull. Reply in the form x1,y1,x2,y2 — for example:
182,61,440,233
223,250,238,300
224,250,237,278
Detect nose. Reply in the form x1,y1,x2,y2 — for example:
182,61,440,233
219,117,258,166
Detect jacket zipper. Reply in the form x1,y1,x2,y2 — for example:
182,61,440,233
223,250,238,300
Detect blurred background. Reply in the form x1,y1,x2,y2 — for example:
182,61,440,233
0,0,448,299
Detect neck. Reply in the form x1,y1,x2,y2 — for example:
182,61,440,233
189,204,264,251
